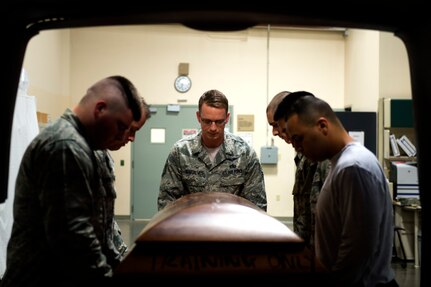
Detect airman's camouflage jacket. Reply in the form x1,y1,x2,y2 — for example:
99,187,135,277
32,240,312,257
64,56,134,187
158,131,267,211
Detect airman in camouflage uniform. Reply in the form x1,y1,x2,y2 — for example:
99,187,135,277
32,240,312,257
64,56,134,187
1,76,142,286
94,150,128,266
158,89,267,211
94,96,150,264
293,153,330,248
267,91,330,250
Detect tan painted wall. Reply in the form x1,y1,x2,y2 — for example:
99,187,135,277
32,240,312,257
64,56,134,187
22,25,410,218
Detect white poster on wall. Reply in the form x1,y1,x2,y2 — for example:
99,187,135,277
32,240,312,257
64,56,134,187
349,131,364,146
0,69,39,277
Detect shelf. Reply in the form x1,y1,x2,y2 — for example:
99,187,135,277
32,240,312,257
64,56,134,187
385,156,416,162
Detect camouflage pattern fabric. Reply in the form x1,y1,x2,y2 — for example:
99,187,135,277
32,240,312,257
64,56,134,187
1,109,112,286
293,153,331,248
158,130,267,211
94,150,128,266
113,220,128,257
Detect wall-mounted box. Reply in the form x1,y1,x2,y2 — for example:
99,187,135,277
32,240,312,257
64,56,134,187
260,146,278,164
167,104,180,112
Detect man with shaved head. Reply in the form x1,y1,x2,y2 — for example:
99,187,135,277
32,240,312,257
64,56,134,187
94,96,151,266
1,75,142,286
267,91,330,252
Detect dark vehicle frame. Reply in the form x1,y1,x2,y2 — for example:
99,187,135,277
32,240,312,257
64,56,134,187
3,4,430,286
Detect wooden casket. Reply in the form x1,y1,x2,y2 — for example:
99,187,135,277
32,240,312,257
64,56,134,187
113,192,328,285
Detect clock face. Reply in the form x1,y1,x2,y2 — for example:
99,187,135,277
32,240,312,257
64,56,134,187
174,75,191,93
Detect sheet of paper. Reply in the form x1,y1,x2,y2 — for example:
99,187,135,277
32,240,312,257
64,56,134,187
151,128,165,143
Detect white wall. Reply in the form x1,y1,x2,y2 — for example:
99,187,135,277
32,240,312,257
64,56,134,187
379,32,411,99
344,29,380,111
21,25,409,218
67,25,346,217
24,30,71,120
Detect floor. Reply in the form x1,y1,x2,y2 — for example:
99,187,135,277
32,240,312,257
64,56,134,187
116,218,420,287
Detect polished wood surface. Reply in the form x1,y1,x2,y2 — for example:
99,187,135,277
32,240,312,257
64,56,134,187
114,192,328,285
136,191,302,243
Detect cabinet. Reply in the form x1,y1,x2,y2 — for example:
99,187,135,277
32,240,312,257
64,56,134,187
394,203,421,262
335,111,377,155
379,98,420,264
378,98,416,177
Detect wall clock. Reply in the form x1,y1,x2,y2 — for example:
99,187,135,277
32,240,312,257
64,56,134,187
174,75,192,93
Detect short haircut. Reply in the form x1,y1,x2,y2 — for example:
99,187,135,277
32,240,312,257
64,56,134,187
267,91,291,114
108,75,142,122
274,91,339,126
198,89,229,113
140,96,151,120
273,91,315,121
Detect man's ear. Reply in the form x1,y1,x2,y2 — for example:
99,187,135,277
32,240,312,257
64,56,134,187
317,117,329,134
94,101,107,118
225,112,230,123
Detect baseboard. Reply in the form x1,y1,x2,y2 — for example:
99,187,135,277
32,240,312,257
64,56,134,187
115,215,132,220
273,216,293,225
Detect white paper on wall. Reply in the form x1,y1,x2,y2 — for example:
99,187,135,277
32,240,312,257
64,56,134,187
349,131,364,146
0,69,39,278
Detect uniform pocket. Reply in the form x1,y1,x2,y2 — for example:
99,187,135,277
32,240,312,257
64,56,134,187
220,176,245,194
183,170,207,193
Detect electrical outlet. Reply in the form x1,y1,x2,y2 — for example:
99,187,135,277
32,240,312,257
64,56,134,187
276,195,280,201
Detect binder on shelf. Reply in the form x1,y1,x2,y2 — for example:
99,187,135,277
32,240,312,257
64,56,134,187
389,134,400,156
384,130,390,158
396,136,416,157
399,135,416,156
